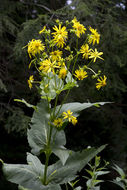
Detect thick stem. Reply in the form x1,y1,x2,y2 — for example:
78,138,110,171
65,184,68,190
52,94,59,119
43,153,50,185
43,97,53,185
43,124,53,185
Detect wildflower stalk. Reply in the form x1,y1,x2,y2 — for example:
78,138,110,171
52,94,59,119
43,124,53,185
42,94,54,185
86,67,97,75
55,89,70,118
65,183,69,190
72,38,79,75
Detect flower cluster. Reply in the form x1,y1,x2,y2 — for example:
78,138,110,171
26,17,107,129
53,110,77,128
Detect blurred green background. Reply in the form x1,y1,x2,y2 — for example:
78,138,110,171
0,0,127,189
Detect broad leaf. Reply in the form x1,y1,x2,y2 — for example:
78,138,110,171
2,153,61,190
55,102,110,117
3,153,44,189
51,129,69,165
52,146,70,165
27,100,50,154
27,100,68,165
47,145,106,185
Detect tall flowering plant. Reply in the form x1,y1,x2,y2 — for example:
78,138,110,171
1,18,108,190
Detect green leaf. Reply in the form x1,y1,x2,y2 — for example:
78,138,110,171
52,146,70,165
27,100,68,164
47,145,106,185
26,153,44,174
3,153,43,189
40,72,64,101
55,102,110,117
14,99,36,110
27,100,50,154
63,71,78,91
50,128,69,165
112,180,125,189
95,171,109,176
113,164,125,178
86,169,94,177
3,153,62,190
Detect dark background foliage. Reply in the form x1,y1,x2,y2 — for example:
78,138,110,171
0,0,127,189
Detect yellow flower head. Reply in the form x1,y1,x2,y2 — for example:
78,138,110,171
71,116,78,125
72,17,86,38
52,24,68,48
59,68,67,79
39,26,46,34
63,110,73,122
89,48,104,62
53,118,63,128
62,110,77,125
88,27,100,45
39,59,59,73
50,50,62,61
28,75,34,89
74,69,88,80
96,75,107,90
80,44,92,59
27,39,45,58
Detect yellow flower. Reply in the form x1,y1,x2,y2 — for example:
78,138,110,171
53,36,65,48
72,17,86,38
96,75,107,90
50,50,62,61
59,68,67,79
74,69,88,80
62,110,77,125
39,59,59,73
63,110,73,122
53,118,63,128
28,75,34,89
89,49,104,62
39,26,46,34
71,116,78,125
88,27,100,45
52,24,68,48
27,39,45,58
80,44,92,59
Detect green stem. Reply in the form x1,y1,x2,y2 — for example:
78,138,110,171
43,152,50,185
43,124,53,185
65,184,68,190
87,67,97,75
43,95,53,185
55,89,70,118
52,94,59,119
72,38,79,75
